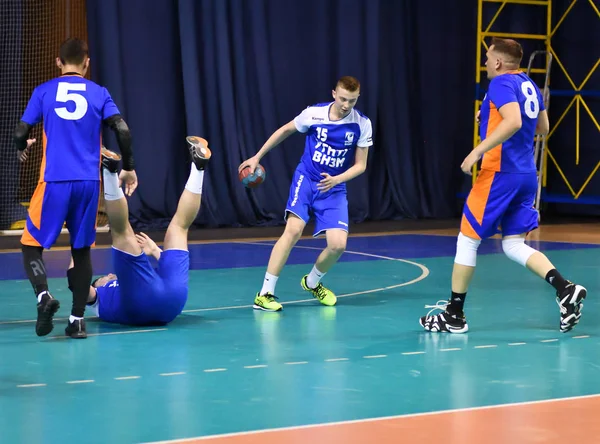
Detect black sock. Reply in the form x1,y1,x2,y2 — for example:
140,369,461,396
66,267,76,292
545,269,569,294
448,291,466,315
68,267,97,306
21,244,49,298
70,247,93,318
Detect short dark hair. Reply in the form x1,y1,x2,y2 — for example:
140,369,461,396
336,76,360,92
91,277,101,287
59,37,89,65
490,37,523,65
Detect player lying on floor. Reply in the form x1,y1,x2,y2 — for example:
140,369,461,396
66,138,210,326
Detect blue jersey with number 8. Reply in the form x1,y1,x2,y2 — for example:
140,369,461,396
479,71,545,173
20,74,121,182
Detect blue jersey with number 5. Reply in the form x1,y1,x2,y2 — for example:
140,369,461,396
293,102,373,187
20,74,120,182
479,71,545,173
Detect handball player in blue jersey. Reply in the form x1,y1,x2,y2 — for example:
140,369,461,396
420,38,586,334
13,38,137,338
238,76,373,312
69,138,210,326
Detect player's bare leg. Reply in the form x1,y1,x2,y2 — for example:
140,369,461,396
60,148,131,340
101,148,141,256
451,263,475,294
300,228,346,306
521,241,557,278
503,233,587,333
253,214,306,312
163,137,211,250
445,233,480,315
266,215,306,276
162,191,202,249
420,232,479,333
162,137,210,250
420,230,580,334
314,228,347,274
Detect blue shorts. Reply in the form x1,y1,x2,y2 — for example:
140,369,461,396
285,169,349,237
21,180,100,249
108,247,189,325
461,170,539,239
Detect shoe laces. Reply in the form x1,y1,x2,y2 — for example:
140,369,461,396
556,298,567,314
424,300,449,319
312,283,328,301
261,293,279,301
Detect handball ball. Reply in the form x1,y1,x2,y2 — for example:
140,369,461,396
239,164,266,188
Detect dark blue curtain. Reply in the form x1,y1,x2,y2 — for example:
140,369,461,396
87,0,598,230
85,0,477,229
1,0,596,231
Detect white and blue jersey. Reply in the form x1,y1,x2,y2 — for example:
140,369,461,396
294,102,373,188
285,102,373,237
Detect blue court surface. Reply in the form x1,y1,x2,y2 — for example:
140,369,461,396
0,233,599,443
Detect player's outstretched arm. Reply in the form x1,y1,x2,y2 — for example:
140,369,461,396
238,120,298,174
317,146,369,192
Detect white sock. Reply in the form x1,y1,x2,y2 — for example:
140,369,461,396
260,272,278,295
306,265,326,289
69,315,83,323
185,164,204,194
103,169,124,201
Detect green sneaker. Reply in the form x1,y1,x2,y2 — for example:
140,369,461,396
253,292,283,312
301,275,337,306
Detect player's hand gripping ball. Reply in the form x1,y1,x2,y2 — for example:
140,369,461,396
239,164,266,188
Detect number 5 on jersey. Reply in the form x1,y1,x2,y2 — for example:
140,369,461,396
55,82,88,120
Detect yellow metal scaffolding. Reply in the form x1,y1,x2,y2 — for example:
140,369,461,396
474,0,600,207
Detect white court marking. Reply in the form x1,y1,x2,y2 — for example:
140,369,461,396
183,242,430,313
141,393,600,443
0,242,430,324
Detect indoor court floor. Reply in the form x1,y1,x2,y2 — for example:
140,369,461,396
0,224,599,443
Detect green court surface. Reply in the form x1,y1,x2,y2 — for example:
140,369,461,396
0,235,598,443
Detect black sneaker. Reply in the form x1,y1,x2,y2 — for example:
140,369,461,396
101,146,121,173
419,300,469,334
65,319,87,339
35,292,60,337
557,283,587,333
186,136,212,171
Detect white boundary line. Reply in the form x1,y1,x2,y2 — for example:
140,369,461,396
46,328,168,339
142,393,600,443
0,244,430,323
